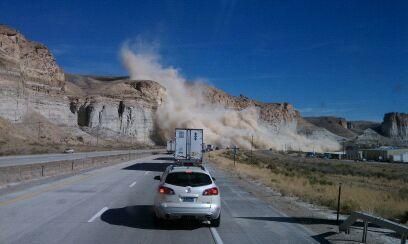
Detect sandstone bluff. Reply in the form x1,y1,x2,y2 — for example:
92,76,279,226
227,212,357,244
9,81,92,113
0,25,304,152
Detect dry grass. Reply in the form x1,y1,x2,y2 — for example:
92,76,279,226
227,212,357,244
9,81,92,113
208,150,408,223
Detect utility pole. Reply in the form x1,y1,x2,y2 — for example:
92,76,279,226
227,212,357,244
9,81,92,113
37,122,41,141
143,117,147,145
233,146,239,167
250,135,253,164
96,126,100,146
342,139,346,159
131,130,134,148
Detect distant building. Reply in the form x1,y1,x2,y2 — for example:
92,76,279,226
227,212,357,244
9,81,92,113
361,147,408,163
345,145,363,161
325,151,346,160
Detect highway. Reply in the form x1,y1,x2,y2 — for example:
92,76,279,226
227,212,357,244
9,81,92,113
0,154,317,243
0,149,159,167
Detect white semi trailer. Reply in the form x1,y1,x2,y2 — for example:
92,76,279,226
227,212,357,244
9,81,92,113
166,139,175,154
174,128,204,163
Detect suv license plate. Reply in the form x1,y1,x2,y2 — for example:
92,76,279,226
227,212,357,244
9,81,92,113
182,197,195,202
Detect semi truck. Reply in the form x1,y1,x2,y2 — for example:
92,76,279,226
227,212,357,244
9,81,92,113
174,128,204,163
166,139,175,154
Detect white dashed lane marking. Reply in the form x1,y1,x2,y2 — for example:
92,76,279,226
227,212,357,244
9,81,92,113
88,207,108,223
129,181,137,188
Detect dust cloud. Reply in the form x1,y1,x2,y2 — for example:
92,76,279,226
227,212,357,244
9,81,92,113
121,44,340,152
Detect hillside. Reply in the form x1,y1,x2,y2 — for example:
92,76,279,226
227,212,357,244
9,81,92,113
0,24,313,154
1,24,406,155
304,116,357,139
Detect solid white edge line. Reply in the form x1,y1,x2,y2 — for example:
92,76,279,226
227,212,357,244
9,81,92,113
210,227,224,244
88,207,108,223
129,181,137,188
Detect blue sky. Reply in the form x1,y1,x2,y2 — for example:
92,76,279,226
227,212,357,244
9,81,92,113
1,0,407,121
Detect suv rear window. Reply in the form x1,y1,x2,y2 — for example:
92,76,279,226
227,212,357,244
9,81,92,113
165,172,212,187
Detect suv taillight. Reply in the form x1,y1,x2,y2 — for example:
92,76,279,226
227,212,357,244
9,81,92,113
158,186,175,195
203,187,219,196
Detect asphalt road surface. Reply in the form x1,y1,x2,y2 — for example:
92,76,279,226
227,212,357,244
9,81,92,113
0,154,317,244
0,149,159,167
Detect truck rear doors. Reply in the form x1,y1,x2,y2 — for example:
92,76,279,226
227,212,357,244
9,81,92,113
175,128,203,162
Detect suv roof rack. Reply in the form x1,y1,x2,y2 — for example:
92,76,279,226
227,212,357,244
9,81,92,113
170,162,205,171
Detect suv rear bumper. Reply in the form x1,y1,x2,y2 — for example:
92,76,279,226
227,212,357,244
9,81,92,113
154,202,221,220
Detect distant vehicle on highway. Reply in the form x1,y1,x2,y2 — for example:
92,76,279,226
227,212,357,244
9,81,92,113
323,153,332,159
166,139,175,154
153,164,221,226
174,128,204,163
63,148,75,153
206,144,214,152
305,152,316,158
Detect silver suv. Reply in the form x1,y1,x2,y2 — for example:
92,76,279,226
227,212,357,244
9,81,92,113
153,164,221,227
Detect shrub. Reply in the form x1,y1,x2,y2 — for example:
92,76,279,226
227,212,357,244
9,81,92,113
341,199,359,214
318,179,333,186
398,187,408,200
400,211,408,224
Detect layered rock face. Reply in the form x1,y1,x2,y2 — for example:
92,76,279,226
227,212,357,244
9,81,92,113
66,78,166,143
381,112,408,140
0,25,64,89
0,24,319,147
0,25,69,125
304,116,356,138
201,85,299,130
0,25,162,144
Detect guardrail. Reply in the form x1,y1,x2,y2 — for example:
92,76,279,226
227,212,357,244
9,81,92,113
0,150,162,186
339,211,408,244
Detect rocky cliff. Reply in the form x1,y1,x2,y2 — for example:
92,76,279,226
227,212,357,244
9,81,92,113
304,116,356,138
65,75,166,143
381,112,408,140
200,85,299,130
0,25,163,147
0,25,64,89
0,24,301,150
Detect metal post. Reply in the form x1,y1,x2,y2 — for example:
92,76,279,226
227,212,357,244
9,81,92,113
362,221,368,243
337,183,342,224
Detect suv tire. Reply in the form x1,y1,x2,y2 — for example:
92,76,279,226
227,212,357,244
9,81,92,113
211,214,221,227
